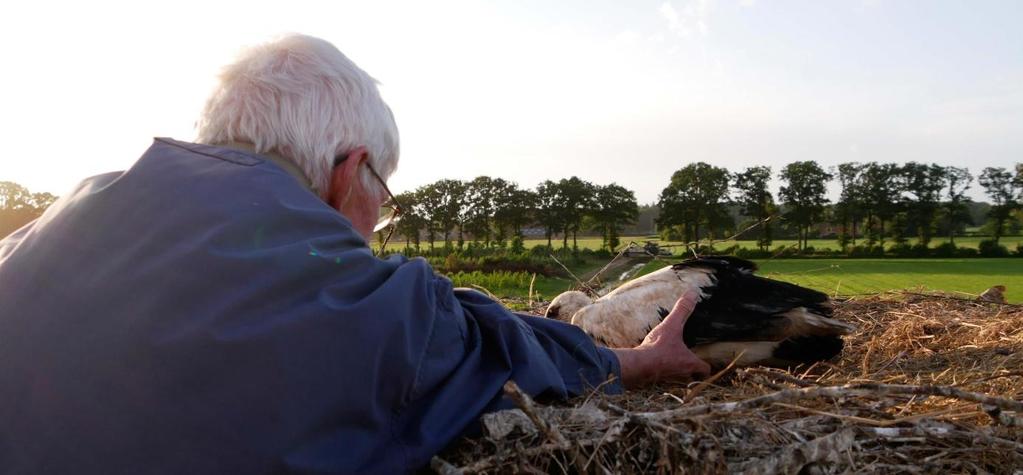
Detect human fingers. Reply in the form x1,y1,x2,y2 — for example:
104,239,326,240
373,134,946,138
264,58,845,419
659,289,700,333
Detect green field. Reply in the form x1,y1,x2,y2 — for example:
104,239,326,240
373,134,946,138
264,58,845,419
469,257,1023,305
632,258,1023,303
518,236,1023,253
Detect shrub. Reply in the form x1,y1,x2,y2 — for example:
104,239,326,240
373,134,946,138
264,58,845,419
955,247,979,258
910,243,930,257
888,243,914,258
510,236,525,253
847,245,883,258
978,239,1010,257
446,270,532,290
932,242,958,258
734,247,771,259
1016,243,1023,257
529,244,553,257
771,245,799,258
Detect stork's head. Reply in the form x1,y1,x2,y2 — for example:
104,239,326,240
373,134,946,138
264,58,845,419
545,291,593,322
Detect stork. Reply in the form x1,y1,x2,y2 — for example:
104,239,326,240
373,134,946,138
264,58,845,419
546,256,855,369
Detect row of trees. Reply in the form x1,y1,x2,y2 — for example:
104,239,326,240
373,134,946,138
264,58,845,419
0,181,58,237
392,176,639,252
657,161,1023,250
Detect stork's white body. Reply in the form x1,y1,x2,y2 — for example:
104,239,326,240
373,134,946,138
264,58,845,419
571,266,714,348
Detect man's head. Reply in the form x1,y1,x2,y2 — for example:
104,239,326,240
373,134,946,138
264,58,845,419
196,34,399,239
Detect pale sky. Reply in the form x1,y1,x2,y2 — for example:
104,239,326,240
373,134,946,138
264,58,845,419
2,0,1021,204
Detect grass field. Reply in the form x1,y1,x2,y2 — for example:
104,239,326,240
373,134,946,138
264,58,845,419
518,235,1023,253
632,258,1023,304
461,257,1023,304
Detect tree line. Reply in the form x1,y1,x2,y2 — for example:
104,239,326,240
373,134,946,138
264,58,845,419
392,176,639,252
0,181,58,237
5,160,1021,255
657,161,1023,250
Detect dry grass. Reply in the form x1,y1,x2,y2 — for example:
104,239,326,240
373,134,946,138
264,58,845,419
434,294,1023,474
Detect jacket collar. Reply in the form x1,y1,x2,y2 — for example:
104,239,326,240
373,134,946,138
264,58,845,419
217,142,318,195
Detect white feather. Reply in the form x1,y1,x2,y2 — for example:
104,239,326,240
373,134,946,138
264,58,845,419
571,266,714,348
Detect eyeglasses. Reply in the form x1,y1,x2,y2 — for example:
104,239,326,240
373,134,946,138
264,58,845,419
333,153,404,255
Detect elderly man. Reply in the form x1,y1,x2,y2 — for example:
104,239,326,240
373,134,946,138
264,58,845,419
0,35,708,473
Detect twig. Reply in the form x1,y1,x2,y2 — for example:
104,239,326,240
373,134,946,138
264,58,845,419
583,242,635,288
503,381,589,473
978,370,1023,382
900,291,1023,308
729,428,855,475
528,272,536,307
430,456,464,475
685,350,744,403
772,402,965,427
637,383,1023,420
861,425,1023,453
984,405,1023,427
548,253,598,296
742,368,816,388
469,284,498,300
453,439,605,473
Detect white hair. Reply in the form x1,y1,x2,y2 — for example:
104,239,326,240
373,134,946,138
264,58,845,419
196,34,399,197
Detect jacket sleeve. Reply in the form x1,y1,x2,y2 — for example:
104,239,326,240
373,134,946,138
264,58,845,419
392,279,622,470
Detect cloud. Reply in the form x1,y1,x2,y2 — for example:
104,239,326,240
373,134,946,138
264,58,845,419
659,2,680,31
615,29,641,45
739,0,756,7
659,0,712,37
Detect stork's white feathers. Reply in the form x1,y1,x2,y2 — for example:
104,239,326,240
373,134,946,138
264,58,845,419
570,266,713,348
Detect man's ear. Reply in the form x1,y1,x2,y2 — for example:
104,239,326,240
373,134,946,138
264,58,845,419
327,146,369,209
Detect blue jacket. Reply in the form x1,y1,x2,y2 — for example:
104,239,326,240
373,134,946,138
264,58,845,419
0,139,621,474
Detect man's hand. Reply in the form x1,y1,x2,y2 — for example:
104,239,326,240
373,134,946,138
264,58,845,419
611,290,711,388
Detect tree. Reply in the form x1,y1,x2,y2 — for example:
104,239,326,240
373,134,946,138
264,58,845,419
492,183,535,244
901,162,947,245
30,192,58,212
942,166,972,244
416,184,444,250
555,177,596,250
1,182,58,238
978,167,1019,243
656,162,731,245
0,181,32,211
534,180,562,248
779,161,832,250
591,184,639,251
461,176,504,246
433,180,466,248
860,162,903,245
733,166,775,251
393,190,426,252
833,163,865,248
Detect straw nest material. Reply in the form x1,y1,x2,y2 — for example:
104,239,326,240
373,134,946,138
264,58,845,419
433,293,1023,474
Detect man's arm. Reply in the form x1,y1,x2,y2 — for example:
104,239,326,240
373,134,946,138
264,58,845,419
610,290,711,388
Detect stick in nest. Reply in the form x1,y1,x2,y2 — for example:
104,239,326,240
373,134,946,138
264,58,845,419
502,381,589,473
729,428,855,475
638,382,1023,420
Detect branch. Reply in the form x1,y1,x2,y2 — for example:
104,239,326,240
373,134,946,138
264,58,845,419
729,428,855,475
636,383,1023,421
503,381,589,473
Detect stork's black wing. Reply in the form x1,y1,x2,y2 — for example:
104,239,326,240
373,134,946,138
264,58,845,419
671,256,834,347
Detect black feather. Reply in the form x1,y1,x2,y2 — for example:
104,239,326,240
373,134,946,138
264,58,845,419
675,256,837,350
773,336,844,364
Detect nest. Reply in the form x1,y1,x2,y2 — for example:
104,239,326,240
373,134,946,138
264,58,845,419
433,294,1023,474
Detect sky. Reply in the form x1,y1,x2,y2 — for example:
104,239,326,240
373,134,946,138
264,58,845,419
2,0,1021,204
